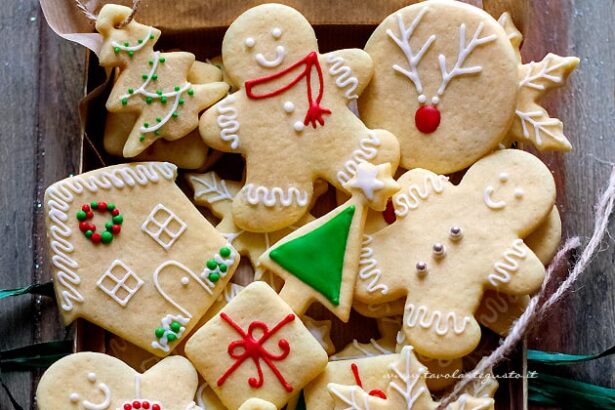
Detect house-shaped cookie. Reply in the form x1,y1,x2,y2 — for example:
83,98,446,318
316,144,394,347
45,162,238,357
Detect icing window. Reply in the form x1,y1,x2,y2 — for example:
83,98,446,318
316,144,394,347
141,203,187,250
96,260,144,307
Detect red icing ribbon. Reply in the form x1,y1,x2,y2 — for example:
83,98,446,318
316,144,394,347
244,51,331,128
217,312,295,392
350,363,387,399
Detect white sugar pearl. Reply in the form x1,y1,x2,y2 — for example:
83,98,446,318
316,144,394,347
418,94,427,104
70,393,80,402
87,373,96,383
431,96,440,105
181,277,189,286
245,37,255,48
293,121,305,132
514,188,524,199
283,101,295,113
499,172,509,183
272,28,282,39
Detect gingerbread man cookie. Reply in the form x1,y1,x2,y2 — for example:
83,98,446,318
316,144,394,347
199,3,400,232
36,352,200,410
96,4,229,157
354,150,555,359
360,0,578,174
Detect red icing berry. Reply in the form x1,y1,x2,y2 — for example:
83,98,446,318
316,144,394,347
123,404,132,410
88,223,96,232
415,105,441,134
98,202,108,211
142,402,150,409
79,221,89,232
152,405,161,410
382,199,396,224
82,204,90,212
111,224,122,234
86,211,95,219
91,232,102,243
112,208,120,216
132,401,141,409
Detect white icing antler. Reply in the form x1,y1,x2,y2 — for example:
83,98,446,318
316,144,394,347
188,173,233,204
437,22,496,96
387,8,435,103
520,54,571,90
515,110,566,147
389,346,427,408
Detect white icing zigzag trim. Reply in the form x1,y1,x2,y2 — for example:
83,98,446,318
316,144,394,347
487,239,527,287
151,314,189,353
358,235,389,294
47,162,177,312
337,132,381,185
216,95,240,150
405,303,472,336
326,54,359,100
394,174,448,217
478,293,520,324
243,184,309,207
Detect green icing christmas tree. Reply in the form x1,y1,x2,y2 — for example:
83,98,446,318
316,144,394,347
269,206,356,305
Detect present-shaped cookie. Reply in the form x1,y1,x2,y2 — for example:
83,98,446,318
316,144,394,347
185,282,328,409
45,162,238,356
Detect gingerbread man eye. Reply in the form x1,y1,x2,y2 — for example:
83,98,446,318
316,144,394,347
514,188,524,199
272,28,282,39
245,37,256,48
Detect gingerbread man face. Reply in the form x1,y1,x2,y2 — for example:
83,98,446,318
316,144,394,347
354,150,555,359
360,0,578,174
200,4,400,232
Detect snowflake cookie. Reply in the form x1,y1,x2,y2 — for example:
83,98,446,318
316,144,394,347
354,150,556,359
199,3,400,232
360,0,578,174
96,4,229,157
44,162,239,356
259,162,400,322
36,352,200,410
184,281,328,409
327,345,496,410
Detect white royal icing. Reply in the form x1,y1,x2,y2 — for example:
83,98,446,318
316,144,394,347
46,162,176,312
188,173,233,204
96,260,144,307
487,239,527,287
337,132,381,185
347,163,384,200
389,346,427,408
153,261,214,318
151,313,189,353
405,303,472,336
216,95,241,150
519,54,569,90
243,183,309,207
326,54,359,100
111,27,154,52
358,235,389,294
141,203,188,251
516,110,566,146
70,372,112,410
255,45,286,68
483,185,506,209
394,175,448,217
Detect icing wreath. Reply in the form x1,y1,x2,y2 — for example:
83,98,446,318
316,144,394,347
75,201,123,244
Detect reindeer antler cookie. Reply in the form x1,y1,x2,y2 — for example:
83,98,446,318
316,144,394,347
354,150,555,359
360,0,578,174
199,3,400,232
96,4,229,157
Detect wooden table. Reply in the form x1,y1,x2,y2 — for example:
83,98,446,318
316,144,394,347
0,1,613,409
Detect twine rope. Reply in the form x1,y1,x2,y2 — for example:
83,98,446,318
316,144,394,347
74,0,140,28
438,165,615,409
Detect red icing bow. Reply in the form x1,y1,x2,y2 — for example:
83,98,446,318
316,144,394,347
244,51,331,128
217,312,295,392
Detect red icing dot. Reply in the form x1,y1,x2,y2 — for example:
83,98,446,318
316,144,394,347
86,211,95,219
98,202,108,211
112,224,122,234
132,401,141,409
88,223,96,232
369,389,387,399
79,221,89,232
152,405,161,410
382,199,396,224
415,105,441,134
123,404,132,410
112,208,120,216
82,204,90,212
91,232,102,243
142,402,150,409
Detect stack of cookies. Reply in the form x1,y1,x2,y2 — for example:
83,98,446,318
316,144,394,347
37,1,578,409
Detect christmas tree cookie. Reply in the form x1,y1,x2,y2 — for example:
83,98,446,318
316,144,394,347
353,150,555,359
259,162,399,322
44,162,239,356
36,352,200,410
184,282,328,409
360,0,578,174
96,4,229,157
199,3,400,232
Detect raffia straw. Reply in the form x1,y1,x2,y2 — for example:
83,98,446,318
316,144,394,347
438,165,615,409
74,0,141,27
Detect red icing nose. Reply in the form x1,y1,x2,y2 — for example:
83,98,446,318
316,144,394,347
415,105,441,134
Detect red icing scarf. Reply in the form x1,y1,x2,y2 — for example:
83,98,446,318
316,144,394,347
244,51,331,128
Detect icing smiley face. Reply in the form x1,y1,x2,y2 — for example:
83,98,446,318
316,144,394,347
482,172,525,210
222,5,318,86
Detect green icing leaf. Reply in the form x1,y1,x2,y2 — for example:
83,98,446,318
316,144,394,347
270,205,356,305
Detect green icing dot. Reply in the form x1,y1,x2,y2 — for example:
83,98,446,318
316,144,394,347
166,333,177,342
170,321,181,333
150,34,155,40
76,210,87,221
121,97,128,106
156,90,163,96
156,117,162,123
155,327,165,338
148,60,154,66
105,221,114,231
219,264,227,273
113,47,121,54
159,57,166,63
142,74,148,80
187,89,194,96
220,247,231,258
139,135,145,142
128,51,134,58
144,122,150,127
128,88,134,94
154,130,161,136
161,96,167,104
107,203,116,211
208,272,220,282
178,99,184,105
172,112,178,119
206,259,218,270
85,230,93,238
152,74,158,81
90,201,98,209
138,39,143,44
146,97,153,104
124,42,129,47
101,231,113,244
112,215,124,224
174,86,180,92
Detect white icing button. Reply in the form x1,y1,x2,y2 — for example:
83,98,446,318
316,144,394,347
69,393,80,402
499,172,509,183
272,27,282,39
417,94,427,104
431,96,440,105
293,121,305,132
245,37,255,48
87,372,96,382
181,277,189,286
514,188,524,199
283,101,295,113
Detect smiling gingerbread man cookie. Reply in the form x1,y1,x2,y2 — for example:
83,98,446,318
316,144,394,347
354,149,555,359
199,3,400,232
